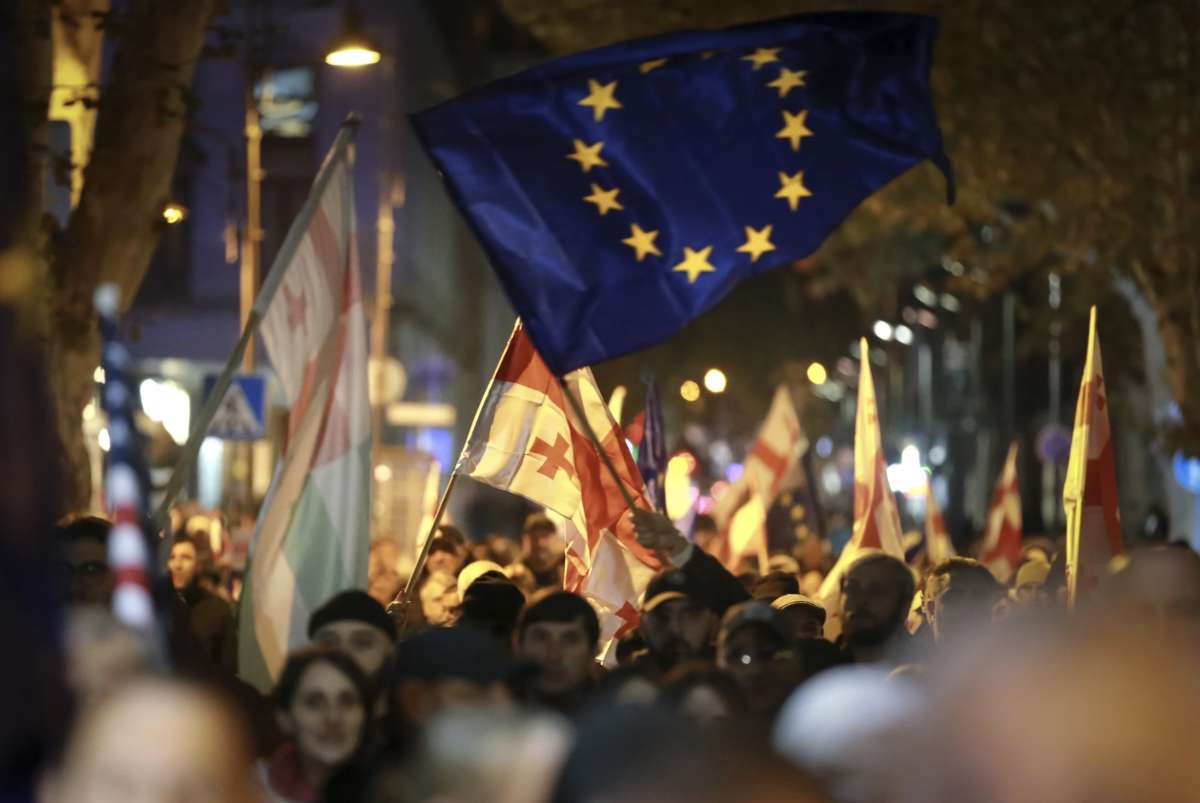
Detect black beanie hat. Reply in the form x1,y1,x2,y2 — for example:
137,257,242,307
308,590,396,641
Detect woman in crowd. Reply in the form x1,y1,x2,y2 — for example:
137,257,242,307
262,648,373,803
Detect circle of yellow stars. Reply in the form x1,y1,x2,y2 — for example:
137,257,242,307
561,45,812,285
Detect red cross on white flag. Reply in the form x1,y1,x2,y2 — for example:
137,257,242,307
1063,306,1123,604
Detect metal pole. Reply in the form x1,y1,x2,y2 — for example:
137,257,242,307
153,117,362,531
241,87,263,374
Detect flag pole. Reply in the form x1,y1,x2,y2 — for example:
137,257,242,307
151,115,362,537
556,375,642,512
387,321,519,620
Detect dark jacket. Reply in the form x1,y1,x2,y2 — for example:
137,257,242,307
179,585,237,674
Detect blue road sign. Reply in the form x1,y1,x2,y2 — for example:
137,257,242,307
203,373,266,441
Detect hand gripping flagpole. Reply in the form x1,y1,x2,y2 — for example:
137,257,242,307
151,115,362,547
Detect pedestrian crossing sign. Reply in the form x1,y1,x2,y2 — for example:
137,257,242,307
203,374,266,441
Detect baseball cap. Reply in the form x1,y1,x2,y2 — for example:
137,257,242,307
644,567,722,613
717,600,792,653
771,594,827,624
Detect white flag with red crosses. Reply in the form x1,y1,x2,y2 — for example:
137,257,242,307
1063,306,1123,603
461,323,661,658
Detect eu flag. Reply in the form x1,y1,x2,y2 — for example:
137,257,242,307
413,12,954,374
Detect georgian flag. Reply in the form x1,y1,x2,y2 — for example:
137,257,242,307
980,442,1022,582
818,338,906,639
1063,306,1123,603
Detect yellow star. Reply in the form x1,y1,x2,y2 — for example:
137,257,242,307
776,109,814,151
583,183,624,215
567,139,608,172
673,245,716,284
578,79,622,122
622,224,662,261
767,67,807,98
639,58,668,74
742,47,781,70
775,170,812,212
736,225,776,263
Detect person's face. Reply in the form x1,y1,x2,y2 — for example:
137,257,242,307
167,542,198,590
420,578,458,626
782,605,826,640
718,625,800,715
47,681,258,803
426,549,461,577
394,677,510,725
923,570,997,642
1015,580,1045,605
282,662,366,769
312,621,392,679
842,562,908,646
62,539,114,606
518,618,595,698
642,598,718,664
368,543,401,607
523,526,563,571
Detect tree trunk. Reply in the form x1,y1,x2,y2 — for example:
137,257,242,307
41,0,217,514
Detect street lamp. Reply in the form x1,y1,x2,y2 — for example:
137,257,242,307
680,380,701,403
162,201,188,224
703,368,727,394
325,3,381,67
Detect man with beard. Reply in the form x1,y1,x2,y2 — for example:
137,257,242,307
838,552,916,664
922,557,1004,644
520,512,565,590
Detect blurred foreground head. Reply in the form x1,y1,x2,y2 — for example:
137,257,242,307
901,616,1200,802
1104,545,1200,647
42,677,258,803
555,705,827,803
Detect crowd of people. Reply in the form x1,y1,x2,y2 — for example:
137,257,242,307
27,498,1200,802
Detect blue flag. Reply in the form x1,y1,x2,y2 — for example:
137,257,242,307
636,376,668,514
413,12,954,374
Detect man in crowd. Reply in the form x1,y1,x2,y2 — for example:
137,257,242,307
839,552,916,664
632,508,750,671
309,589,397,688
168,534,237,673
922,557,1005,644
716,600,805,717
520,512,566,590
513,591,599,713
772,594,828,641
55,517,116,607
